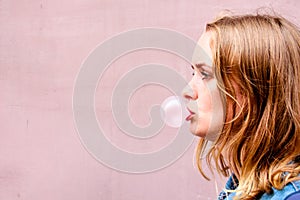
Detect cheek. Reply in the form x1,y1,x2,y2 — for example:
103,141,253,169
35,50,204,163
197,93,212,112
195,81,216,112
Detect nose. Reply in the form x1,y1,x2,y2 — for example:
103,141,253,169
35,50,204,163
182,83,197,101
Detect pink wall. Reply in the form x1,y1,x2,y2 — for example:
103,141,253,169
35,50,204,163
1,0,299,199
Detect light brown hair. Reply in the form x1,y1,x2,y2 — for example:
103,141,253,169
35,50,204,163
197,12,300,199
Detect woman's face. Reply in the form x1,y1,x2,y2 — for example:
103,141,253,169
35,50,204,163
182,31,225,141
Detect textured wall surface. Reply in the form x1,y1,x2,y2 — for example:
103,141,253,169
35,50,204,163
1,0,299,199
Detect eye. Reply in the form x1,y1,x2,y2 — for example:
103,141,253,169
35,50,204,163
200,71,211,80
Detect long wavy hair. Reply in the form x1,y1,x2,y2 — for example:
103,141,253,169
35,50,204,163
196,12,300,199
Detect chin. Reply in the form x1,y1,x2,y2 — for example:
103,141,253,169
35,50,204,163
189,122,208,138
190,120,208,138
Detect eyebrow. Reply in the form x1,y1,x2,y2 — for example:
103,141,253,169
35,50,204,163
191,63,210,70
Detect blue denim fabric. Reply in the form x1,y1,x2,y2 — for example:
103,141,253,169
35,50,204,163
285,191,300,200
260,179,300,200
218,174,300,199
218,175,238,200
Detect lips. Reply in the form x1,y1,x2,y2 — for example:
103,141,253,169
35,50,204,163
185,107,195,121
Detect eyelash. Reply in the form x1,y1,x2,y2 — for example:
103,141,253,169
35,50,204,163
200,71,210,79
192,70,210,80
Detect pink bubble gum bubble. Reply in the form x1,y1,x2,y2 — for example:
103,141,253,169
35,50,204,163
160,96,189,128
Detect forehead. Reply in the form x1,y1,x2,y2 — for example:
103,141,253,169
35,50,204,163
192,31,213,67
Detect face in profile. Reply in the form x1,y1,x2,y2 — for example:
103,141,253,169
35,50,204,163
182,31,225,141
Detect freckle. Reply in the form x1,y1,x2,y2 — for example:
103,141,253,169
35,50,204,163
26,120,29,128
40,3,43,9
17,193,21,198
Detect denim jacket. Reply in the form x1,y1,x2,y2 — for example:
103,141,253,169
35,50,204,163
218,174,300,199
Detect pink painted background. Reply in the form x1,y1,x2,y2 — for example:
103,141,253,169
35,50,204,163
1,0,299,199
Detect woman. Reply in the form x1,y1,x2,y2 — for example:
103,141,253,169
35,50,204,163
183,12,300,199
